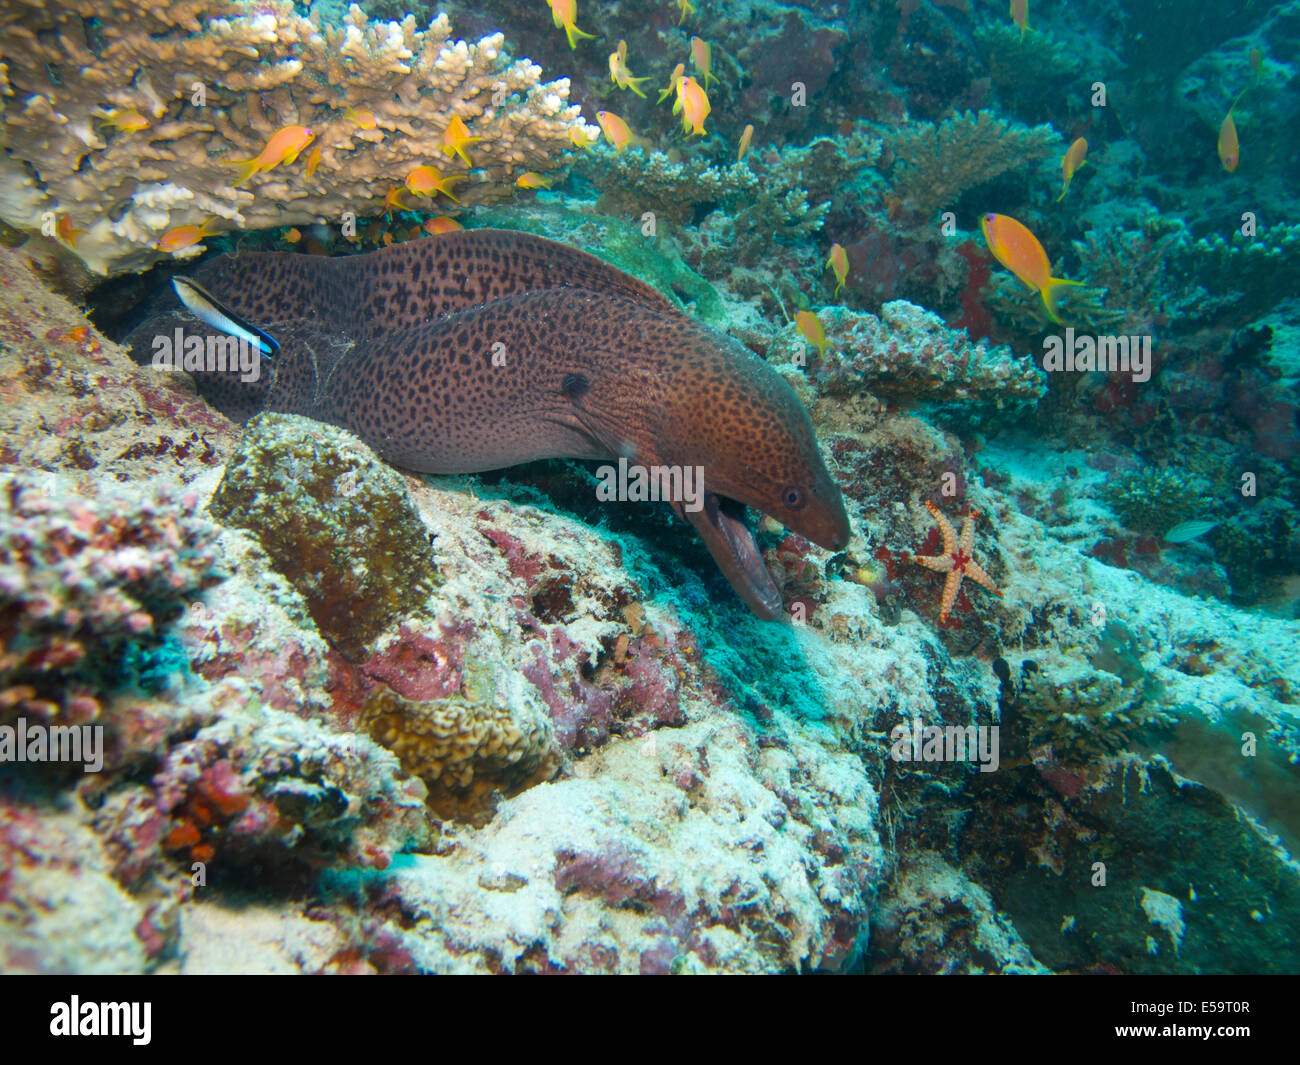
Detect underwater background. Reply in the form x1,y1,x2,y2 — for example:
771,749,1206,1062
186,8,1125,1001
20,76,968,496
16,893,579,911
0,0,1297,974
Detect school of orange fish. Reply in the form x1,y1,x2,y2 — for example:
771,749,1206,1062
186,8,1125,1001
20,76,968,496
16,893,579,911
58,0,1264,346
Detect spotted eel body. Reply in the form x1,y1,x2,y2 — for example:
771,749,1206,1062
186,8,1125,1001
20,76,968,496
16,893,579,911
131,229,850,618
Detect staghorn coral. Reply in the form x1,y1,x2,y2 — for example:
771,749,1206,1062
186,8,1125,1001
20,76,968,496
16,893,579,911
208,413,439,659
0,1,597,275
788,301,1046,426
883,110,1060,215
0,469,220,713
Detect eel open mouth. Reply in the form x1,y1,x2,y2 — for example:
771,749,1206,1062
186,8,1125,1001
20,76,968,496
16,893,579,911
681,491,783,620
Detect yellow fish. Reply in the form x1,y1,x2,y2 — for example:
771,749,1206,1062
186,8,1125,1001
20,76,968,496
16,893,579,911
424,216,463,235
675,76,711,136
980,212,1081,324
516,172,552,189
826,243,849,294
441,115,481,168
738,123,754,161
224,125,314,187
658,63,686,104
1218,90,1246,172
284,227,302,243
546,0,596,49
344,106,377,130
569,126,594,151
305,146,323,181
1011,0,1028,38
158,217,221,254
1057,137,1088,201
99,108,150,133
609,40,653,97
384,185,412,220
406,164,462,201
56,214,87,247
676,0,696,24
796,311,829,357
691,38,718,91
597,110,637,151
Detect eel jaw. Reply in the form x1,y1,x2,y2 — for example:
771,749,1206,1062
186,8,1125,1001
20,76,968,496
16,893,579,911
679,491,783,620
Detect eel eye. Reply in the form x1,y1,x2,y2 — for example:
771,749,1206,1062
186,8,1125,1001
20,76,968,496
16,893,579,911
781,486,806,510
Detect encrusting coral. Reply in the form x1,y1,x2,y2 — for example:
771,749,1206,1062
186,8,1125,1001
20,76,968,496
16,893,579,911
209,413,439,659
0,469,220,717
0,1,597,275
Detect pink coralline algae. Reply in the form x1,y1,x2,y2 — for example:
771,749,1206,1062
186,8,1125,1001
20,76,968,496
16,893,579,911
0,470,219,711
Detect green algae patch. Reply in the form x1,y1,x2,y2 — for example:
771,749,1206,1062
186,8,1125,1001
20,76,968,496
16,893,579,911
471,205,728,330
210,413,438,658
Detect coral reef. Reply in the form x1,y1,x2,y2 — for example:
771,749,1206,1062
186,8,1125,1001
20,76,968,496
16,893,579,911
787,301,1046,427
0,1,596,274
0,469,219,713
209,413,439,658
882,110,1060,215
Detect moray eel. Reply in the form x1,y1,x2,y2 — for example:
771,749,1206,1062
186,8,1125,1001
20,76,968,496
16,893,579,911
130,230,849,618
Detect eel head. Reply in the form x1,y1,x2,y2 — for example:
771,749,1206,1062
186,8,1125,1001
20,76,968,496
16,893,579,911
636,326,851,620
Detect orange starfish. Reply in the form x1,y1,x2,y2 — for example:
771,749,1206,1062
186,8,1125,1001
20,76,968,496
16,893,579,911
913,502,1003,622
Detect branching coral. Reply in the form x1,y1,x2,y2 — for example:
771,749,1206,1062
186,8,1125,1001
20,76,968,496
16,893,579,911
883,110,1060,214
792,301,1046,425
973,25,1082,90
575,131,885,257
0,1,597,275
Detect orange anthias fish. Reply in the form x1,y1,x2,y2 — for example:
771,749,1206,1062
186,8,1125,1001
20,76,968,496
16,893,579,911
980,212,1082,324
796,311,830,357
158,217,221,254
826,243,849,295
1011,0,1029,39
344,106,377,130
100,108,150,133
406,165,462,202
384,185,412,219
441,115,481,167
516,172,552,189
424,216,463,235
284,227,302,243
691,37,718,90
546,0,595,49
597,110,636,151
305,146,323,181
1218,90,1246,172
56,214,87,247
675,76,711,136
738,122,754,161
224,125,314,187
609,40,652,97
658,63,686,104
1057,137,1088,201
